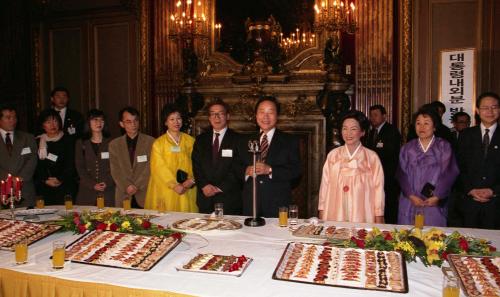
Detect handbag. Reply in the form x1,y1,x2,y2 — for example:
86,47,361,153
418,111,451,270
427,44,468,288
176,169,188,183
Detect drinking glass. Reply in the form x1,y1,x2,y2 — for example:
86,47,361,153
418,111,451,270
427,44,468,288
442,272,460,297
96,193,105,210
214,202,224,219
52,240,66,269
14,239,28,265
289,205,299,226
64,194,73,211
414,206,425,229
123,197,131,211
36,197,45,209
278,207,288,227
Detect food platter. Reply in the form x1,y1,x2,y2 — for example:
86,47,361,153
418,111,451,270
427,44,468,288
0,219,61,250
448,254,500,297
64,230,180,271
176,254,252,277
172,218,242,231
292,224,367,240
14,208,58,216
272,242,408,293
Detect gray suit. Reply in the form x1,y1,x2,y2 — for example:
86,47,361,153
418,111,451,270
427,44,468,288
109,133,154,207
0,131,38,206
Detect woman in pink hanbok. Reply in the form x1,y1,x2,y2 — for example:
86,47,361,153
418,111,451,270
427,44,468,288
318,110,385,223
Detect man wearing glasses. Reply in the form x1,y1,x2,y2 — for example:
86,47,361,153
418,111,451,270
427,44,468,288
457,92,500,229
192,99,244,215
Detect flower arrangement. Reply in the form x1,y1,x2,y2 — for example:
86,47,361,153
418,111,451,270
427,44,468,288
330,227,497,267
56,210,182,238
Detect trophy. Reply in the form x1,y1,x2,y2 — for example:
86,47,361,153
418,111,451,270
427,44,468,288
244,140,266,227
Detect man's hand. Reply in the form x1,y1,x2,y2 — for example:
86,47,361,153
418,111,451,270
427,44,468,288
173,184,187,195
202,184,219,197
469,188,493,203
94,182,106,192
126,185,138,196
46,177,61,187
246,163,272,176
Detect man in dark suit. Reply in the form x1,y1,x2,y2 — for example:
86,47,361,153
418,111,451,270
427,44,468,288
451,111,471,140
240,96,301,218
366,104,401,224
39,87,83,141
192,99,243,215
457,92,500,229
0,104,38,207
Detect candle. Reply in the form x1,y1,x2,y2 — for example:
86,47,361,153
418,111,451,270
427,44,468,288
6,174,12,194
1,180,5,196
16,178,22,194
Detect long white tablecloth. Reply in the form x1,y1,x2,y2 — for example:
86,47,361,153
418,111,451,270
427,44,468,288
1,206,498,297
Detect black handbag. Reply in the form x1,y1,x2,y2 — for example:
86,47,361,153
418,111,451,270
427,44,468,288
176,169,188,183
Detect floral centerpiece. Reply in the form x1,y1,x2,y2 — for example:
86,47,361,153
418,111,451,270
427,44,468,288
329,227,497,267
56,210,182,239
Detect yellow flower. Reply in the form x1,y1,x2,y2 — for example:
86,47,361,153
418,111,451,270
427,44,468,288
135,217,143,225
411,228,423,240
424,228,445,242
427,251,440,264
121,221,131,230
426,240,444,251
394,241,416,257
85,222,92,229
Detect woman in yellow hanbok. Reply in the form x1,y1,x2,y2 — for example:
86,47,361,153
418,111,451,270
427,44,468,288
145,104,198,212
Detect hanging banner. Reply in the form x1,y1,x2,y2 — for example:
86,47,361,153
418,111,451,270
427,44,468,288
439,48,476,127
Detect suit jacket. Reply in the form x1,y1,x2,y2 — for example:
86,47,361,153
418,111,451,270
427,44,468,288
240,129,301,217
192,128,244,215
0,130,37,206
109,133,154,208
365,122,401,180
75,138,115,206
457,125,500,228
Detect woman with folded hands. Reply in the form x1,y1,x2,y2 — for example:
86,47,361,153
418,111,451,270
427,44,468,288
397,107,459,226
144,104,197,212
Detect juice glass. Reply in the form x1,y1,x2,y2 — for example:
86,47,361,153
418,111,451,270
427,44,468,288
278,207,288,227
123,197,131,211
14,239,28,264
36,197,45,209
64,194,73,210
96,193,105,209
52,240,66,269
414,207,425,229
442,272,460,297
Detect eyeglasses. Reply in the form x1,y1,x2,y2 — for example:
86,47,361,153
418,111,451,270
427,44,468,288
478,106,499,112
209,112,226,118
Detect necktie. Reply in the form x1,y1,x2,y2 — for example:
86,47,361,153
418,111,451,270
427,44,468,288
260,133,269,162
372,128,379,147
483,128,490,158
5,132,13,155
212,132,220,162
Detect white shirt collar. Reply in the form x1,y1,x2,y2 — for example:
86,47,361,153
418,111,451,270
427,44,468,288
260,127,276,144
481,122,497,138
213,126,228,142
376,121,386,133
0,128,14,143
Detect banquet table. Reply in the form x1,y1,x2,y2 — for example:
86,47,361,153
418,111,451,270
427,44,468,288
0,206,498,297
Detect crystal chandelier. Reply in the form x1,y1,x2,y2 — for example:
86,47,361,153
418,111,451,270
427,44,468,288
314,0,357,34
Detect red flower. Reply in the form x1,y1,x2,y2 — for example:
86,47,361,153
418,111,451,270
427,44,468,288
73,217,80,225
73,212,80,218
351,236,365,248
96,222,107,231
441,251,449,260
141,220,152,229
384,232,393,241
78,224,87,234
489,246,497,252
458,238,469,252
157,224,165,230
171,232,182,240
109,223,119,232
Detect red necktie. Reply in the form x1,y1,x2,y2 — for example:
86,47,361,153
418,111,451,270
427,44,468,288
5,132,13,155
260,133,269,162
212,132,220,162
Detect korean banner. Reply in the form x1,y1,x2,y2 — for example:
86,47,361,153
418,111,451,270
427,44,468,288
439,48,476,128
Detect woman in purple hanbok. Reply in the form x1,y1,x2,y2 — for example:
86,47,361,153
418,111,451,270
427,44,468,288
397,108,459,227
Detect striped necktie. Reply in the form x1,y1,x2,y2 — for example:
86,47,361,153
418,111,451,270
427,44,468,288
260,133,269,162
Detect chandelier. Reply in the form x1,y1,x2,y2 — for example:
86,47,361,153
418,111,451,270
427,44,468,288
168,0,209,41
280,29,316,57
314,0,357,34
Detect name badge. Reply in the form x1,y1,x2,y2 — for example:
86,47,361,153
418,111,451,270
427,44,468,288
376,142,384,148
67,127,76,135
21,147,32,155
170,146,181,153
47,153,58,162
137,155,148,163
101,152,110,159
221,149,233,157
347,159,357,169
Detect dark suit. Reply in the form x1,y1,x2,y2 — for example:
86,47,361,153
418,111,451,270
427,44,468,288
240,129,301,218
192,128,244,215
0,131,38,206
457,125,500,229
365,122,401,224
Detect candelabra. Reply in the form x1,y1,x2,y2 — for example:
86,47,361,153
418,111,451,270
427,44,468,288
280,29,316,58
314,0,357,34
1,174,23,219
244,140,266,227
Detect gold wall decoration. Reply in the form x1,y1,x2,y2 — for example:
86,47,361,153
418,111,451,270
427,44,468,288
139,0,151,132
354,0,394,121
398,0,412,140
